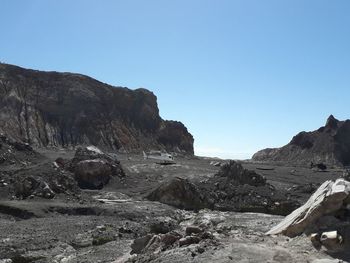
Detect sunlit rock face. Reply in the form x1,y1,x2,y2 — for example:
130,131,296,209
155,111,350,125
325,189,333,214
0,63,193,154
253,115,350,167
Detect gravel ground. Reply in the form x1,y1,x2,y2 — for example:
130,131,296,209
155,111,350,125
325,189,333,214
0,149,347,262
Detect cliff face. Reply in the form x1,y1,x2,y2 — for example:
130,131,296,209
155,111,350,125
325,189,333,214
0,63,194,154
252,115,350,167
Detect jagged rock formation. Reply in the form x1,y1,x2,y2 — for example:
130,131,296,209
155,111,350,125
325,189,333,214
267,178,350,237
7,162,81,200
267,178,350,254
0,63,194,153
252,115,350,167
0,133,39,166
147,161,299,215
201,161,299,215
147,177,211,210
68,146,125,189
215,160,266,186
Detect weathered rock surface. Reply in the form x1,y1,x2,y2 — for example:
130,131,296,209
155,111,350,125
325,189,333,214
0,149,348,263
0,63,194,154
253,115,350,167
14,176,55,199
215,160,266,186
69,146,125,189
148,161,299,215
0,133,39,166
10,162,81,200
126,209,339,263
147,177,212,210
74,159,114,189
70,146,110,165
201,161,299,215
267,179,350,237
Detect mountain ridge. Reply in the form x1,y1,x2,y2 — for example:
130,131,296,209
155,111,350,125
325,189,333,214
0,62,194,153
252,115,350,167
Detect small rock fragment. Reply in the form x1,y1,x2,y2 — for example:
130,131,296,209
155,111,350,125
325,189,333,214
179,236,201,246
186,225,203,235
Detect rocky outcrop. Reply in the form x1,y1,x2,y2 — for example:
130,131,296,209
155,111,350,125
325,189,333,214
0,133,39,166
74,159,115,190
9,162,81,200
215,160,266,187
69,146,125,189
252,115,350,167
266,179,350,237
157,121,194,153
0,63,194,154
266,178,350,254
148,161,299,215
14,176,55,199
201,161,299,215
147,177,212,210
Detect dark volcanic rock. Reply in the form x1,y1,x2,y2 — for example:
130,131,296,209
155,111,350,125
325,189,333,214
9,162,81,200
149,217,178,234
0,133,39,166
147,177,212,210
202,161,299,215
148,161,298,215
157,121,194,153
14,176,55,199
216,161,266,186
74,159,114,189
69,146,125,189
253,115,350,167
0,63,194,154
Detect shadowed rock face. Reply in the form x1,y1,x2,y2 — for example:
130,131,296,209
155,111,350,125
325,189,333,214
147,161,299,216
68,146,125,189
147,177,212,211
0,133,39,166
0,63,194,154
253,115,350,167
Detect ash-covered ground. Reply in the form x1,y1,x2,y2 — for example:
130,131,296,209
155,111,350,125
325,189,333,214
0,142,346,263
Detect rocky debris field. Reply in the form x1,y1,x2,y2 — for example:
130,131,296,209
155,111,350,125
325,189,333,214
0,133,40,167
0,139,349,262
147,161,300,215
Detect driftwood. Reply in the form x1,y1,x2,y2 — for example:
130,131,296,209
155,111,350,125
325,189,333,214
266,179,350,237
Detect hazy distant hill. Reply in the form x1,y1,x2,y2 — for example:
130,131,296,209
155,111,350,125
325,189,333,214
0,63,193,153
252,115,350,167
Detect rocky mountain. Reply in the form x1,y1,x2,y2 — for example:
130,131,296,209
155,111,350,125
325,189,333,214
0,63,193,153
252,115,350,167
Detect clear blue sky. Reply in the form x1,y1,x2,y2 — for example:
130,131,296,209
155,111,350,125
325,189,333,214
1,0,350,159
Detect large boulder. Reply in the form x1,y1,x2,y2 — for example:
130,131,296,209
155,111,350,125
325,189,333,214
9,162,81,200
14,176,55,199
216,160,266,186
70,146,115,167
266,179,350,237
147,177,212,211
148,161,298,216
69,146,124,190
74,159,113,189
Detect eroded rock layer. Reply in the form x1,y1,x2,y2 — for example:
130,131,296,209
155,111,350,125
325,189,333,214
0,63,194,153
253,115,350,167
